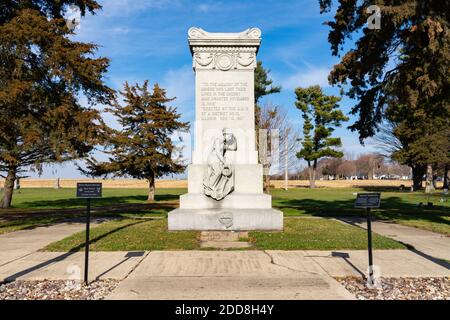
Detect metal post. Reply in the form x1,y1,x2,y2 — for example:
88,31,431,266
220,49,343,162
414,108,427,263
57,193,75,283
84,198,91,285
366,207,374,285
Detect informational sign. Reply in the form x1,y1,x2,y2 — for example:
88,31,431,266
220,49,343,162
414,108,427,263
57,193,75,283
354,193,381,208
76,183,102,198
76,182,102,284
354,192,381,287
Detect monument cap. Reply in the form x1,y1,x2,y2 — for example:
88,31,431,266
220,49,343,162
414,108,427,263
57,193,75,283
188,27,261,54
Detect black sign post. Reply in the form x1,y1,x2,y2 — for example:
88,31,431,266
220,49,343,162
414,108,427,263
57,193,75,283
76,183,102,285
354,192,381,286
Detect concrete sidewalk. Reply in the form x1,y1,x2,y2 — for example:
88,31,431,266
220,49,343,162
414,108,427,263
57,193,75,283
0,249,447,299
0,218,448,300
0,219,110,268
339,218,450,261
106,249,449,300
0,251,147,282
106,251,354,300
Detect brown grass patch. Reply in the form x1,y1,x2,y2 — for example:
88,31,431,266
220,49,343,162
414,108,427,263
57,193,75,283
1,178,439,189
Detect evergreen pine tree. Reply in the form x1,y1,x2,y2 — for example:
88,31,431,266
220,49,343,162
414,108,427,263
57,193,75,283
83,81,189,201
0,1,113,208
295,85,348,188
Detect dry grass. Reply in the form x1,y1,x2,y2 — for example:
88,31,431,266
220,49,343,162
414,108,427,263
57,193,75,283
270,179,444,189
2,179,188,189
1,178,442,189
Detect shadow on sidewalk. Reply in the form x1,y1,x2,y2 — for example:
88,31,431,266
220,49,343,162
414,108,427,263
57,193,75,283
3,221,146,282
95,251,145,280
336,217,450,271
331,252,366,278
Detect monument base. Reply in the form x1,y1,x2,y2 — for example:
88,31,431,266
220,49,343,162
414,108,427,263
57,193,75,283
168,208,283,231
180,193,272,209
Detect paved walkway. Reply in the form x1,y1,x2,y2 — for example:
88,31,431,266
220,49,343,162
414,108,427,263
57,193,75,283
339,218,450,261
0,251,147,282
0,246,448,299
0,223,87,267
0,218,449,300
0,219,110,268
106,250,450,300
106,251,354,300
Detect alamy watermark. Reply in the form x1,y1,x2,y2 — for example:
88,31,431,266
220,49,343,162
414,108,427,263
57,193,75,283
366,264,382,290
367,5,381,30
65,264,82,290
65,5,81,32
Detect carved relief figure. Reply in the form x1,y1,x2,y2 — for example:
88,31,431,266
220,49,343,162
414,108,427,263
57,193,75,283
203,128,237,201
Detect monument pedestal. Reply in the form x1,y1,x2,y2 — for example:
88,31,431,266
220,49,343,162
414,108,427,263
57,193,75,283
169,208,283,231
168,27,283,232
169,164,283,231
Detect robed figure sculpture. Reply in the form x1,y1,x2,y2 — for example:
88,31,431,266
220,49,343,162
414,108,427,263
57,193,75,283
203,128,237,201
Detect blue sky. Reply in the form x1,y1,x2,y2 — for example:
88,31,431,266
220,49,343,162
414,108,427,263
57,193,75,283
30,0,377,178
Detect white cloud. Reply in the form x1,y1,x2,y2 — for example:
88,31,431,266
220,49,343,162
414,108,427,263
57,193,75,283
281,67,331,90
197,4,212,13
197,2,224,13
110,26,131,34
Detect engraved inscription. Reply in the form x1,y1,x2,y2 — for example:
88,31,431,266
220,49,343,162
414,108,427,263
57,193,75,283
199,82,250,121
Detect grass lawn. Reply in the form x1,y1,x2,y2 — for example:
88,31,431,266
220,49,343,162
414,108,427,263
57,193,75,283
0,188,182,235
271,188,450,235
0,215,70,235
249,218,405,250
44,217,405,251
4,188,185,209
45,218,199,251
1,186,449,236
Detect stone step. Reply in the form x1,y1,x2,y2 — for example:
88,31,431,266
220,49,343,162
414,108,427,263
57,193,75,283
199,231,251,249
199,231,248,242
200,241,252,249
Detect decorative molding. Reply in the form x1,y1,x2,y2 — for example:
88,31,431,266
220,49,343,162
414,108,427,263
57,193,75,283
188,28,261,67
194,52,214,67
216,53,234,71
192,47,257,70
188,27,261,40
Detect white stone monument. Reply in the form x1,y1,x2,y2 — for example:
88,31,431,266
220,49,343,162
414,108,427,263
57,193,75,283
168,27,283,231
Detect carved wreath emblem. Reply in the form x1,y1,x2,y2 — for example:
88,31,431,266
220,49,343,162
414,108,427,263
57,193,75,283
218,212,234,229
193,50,256,70
194,52,213,67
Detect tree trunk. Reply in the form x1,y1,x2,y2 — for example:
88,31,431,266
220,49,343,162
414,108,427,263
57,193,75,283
1,166,17,209
368,168,374,180
424,164,435,194
308,162,316,189
443,165,449,190
411,165,424,191
147,173,155,202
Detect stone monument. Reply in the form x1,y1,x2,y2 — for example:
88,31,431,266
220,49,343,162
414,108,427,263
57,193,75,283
168,27,283,231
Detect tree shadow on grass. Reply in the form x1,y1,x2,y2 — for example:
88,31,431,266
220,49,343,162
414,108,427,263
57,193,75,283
62,219,147,253
17,193,181,209
276,195,450,228
0,202,176,219
0,202,176,236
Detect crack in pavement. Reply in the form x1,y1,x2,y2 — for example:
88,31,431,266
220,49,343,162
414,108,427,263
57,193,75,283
262,250,325,277
121,251,150,281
